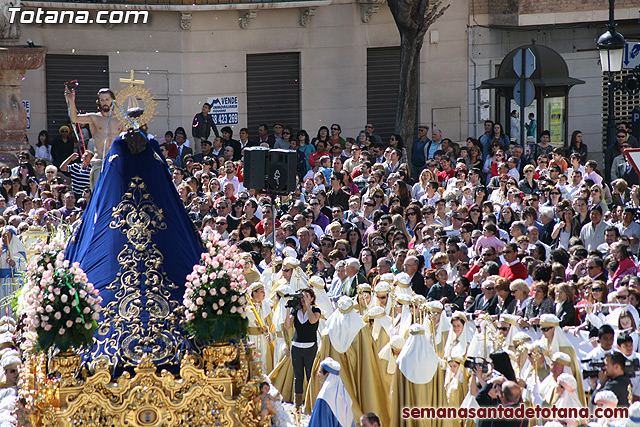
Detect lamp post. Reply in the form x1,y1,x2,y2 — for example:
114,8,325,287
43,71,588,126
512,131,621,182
597,0,626,147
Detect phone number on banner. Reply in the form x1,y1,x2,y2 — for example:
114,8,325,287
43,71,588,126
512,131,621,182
212,113,238,125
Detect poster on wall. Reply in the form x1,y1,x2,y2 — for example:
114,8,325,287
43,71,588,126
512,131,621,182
206,96,239,126
545,97,564,147
509,99,537,146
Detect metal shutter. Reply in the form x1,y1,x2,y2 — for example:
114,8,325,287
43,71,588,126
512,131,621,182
45,54,110,135
367,47,401,143
246,52,300,138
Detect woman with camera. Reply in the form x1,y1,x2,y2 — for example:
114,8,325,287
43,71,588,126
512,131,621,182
283,287,321,410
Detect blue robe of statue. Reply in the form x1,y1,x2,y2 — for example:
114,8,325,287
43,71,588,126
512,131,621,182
66,132,204,374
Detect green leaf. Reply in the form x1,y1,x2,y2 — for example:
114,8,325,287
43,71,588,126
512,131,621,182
38,333,54,353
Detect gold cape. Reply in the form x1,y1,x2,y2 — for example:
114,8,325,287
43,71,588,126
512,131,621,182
390,366,436,427
442,368,469,427
304,328,391,427
373,324,390,355
244,270,261,288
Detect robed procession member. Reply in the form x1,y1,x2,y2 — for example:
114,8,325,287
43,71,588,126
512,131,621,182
269,257,307,300
424,300,451,357
424,300,451,409
394,293,413,338
443,347,469,427
268,285,296,402
538,351,573,407
444,312,474,360
260,255,282,298
394,272,413,299
308,275,334,344
497,313,520,353
368,305,393,354
308,275,334,319
355,283,373,314
554,373,584,417
272,285,294,366
371,282,393,316
240,253,262,288
378,335,405,377
535,314,586,406
305,296,390,427
245,281,275,374
308,357,356,427
390,324,438,427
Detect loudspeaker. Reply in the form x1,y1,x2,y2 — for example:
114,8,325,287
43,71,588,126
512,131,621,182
243,146,269,190
267,149,297,194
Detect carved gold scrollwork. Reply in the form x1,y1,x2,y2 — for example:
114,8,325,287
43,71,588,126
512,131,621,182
50,350,82,387
22,345,268,426
202,343,238,377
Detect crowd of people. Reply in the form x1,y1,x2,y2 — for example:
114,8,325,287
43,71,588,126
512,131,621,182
5,99,640,427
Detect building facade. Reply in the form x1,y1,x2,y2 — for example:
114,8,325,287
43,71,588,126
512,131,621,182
16,0,640,161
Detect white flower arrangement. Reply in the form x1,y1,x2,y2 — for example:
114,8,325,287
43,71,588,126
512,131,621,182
16,239,102,353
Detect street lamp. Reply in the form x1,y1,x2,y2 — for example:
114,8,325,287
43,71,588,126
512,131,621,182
597,0,625,146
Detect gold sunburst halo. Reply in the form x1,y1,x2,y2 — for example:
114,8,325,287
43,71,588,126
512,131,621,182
114,85,157,129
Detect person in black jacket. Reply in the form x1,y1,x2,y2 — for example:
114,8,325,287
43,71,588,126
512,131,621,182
192,103,219,157
494,277,516,315
404,255,426,297
590,351,631,409
283,287,321,410
220,126,241,161
467,278,498,315
427,268,455,303
448,277,470,311
554,282,576,327
326,171,351,211
475,376,525,427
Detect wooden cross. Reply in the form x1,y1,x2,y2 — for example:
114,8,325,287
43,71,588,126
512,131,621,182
119,70,145,87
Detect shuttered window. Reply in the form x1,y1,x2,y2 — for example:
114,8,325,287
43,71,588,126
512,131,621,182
45,54,110,135
367,47,402,143
246,52,300,137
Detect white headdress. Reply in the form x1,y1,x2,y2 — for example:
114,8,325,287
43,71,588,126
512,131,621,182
555,373,582,409
324,296,366,353
378,335,405,375
368,306,393,341
397,324,437,384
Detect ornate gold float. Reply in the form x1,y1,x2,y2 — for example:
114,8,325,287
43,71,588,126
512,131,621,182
20,342,270,427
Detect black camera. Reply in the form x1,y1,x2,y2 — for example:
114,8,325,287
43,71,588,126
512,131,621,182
624,358,640,378
581,359,605,379
284,293,304,311
464,356,489,373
